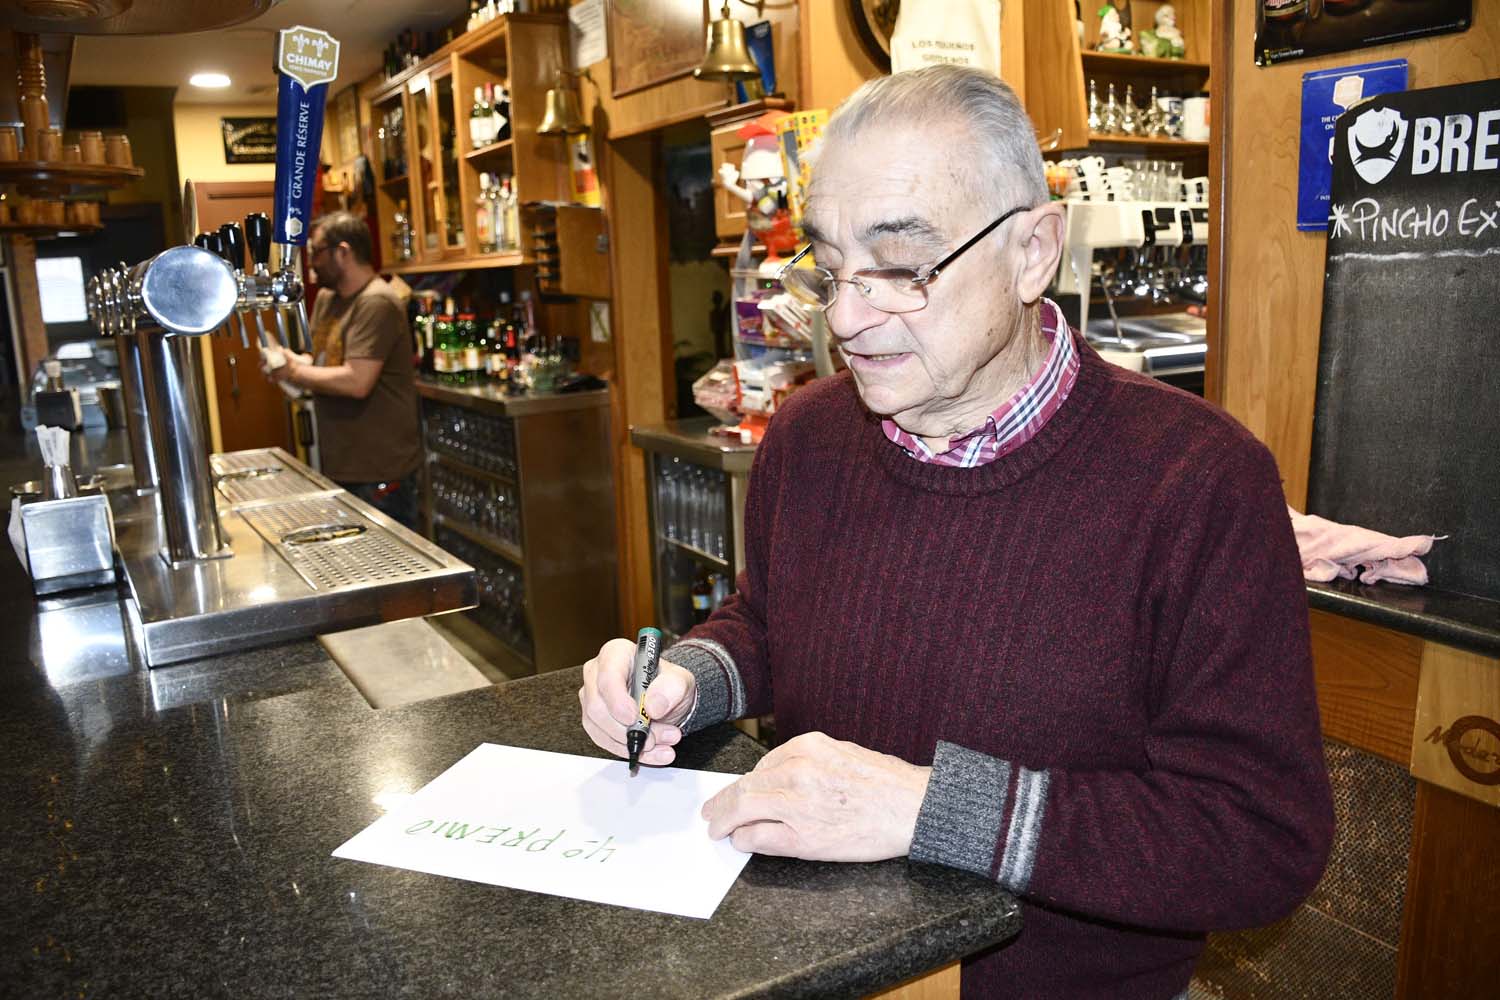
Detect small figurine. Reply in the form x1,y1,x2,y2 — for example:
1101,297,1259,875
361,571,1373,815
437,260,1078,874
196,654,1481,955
1139,4,1187,59
716,112,798,261
1095,3,1134,54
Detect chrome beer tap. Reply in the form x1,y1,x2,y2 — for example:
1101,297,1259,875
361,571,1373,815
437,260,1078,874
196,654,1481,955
243,212,289,352
271,242,311,355
193,230,246,348
216,221,258,351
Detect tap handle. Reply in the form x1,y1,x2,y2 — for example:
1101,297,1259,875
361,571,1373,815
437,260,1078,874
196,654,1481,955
219,222,246,272
194,231,223,257
245,212,272,268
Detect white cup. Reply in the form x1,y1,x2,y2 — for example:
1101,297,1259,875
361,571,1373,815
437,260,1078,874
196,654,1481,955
1182,96,1210,141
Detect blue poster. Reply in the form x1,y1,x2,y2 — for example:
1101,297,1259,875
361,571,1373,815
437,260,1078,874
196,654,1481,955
1298,59,1407,232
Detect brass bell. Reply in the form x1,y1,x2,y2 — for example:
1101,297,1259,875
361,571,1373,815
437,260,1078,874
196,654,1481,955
538,84,585,136
693,2,762,82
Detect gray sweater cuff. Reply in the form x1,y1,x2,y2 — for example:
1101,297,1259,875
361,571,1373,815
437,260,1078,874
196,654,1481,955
911,741,1013,880
664,638,745,734
910,741,1049,894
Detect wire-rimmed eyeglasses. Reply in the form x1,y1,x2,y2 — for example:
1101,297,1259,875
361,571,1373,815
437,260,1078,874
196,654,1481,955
777,205,1027,314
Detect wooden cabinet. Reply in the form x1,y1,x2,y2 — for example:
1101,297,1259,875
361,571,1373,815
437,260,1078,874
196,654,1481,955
419,383,618,676
710,122,750,242
1019,0,1211,162
362,13,570,275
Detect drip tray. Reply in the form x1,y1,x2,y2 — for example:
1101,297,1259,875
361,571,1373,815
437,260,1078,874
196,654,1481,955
116,450,476,667
212,447,340,506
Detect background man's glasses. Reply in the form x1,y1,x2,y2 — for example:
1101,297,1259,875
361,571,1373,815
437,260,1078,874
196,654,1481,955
777,205,1026,314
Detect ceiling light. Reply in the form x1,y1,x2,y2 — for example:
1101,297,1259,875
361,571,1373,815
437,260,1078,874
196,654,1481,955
189,72,232,89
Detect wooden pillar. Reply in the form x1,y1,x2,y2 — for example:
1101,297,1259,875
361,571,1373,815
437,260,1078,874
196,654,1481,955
601,132,673,634
6,235,49,376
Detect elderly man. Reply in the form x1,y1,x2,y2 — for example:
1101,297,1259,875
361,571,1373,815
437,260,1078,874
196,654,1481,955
266,211,422,528
580,66,1332,998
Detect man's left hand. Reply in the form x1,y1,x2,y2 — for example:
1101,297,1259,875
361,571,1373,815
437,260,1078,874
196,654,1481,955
702,732,931,862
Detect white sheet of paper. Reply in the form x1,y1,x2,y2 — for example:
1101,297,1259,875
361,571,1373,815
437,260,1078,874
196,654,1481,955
332,743,751,919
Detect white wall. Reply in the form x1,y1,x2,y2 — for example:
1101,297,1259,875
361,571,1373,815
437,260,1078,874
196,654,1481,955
172,101,278,186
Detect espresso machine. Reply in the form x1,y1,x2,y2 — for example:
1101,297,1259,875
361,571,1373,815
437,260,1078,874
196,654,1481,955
74,26,475,666
1051,165,1210,384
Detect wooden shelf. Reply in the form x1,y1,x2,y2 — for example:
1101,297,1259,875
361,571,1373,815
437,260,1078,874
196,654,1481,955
1087,133,1209,150
0,160,144,196
705,96,794,128
1081,51,1210,75
0,221,103,238
379,173,410,189
386,251,525,274
464,138,514,161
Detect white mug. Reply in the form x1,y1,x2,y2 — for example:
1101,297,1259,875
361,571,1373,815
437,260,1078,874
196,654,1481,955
1182,96,1210,142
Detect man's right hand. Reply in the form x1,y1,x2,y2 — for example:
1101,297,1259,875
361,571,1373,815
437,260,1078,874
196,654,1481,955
579,637,696,767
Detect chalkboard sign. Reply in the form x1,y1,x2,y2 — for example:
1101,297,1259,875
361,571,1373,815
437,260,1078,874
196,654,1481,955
1309,77,1500,602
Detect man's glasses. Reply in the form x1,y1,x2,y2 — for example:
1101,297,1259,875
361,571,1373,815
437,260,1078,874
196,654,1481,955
777,205,1027,314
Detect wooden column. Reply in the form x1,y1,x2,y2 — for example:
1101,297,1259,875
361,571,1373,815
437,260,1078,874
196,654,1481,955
6,235,49,376
601,132,673,633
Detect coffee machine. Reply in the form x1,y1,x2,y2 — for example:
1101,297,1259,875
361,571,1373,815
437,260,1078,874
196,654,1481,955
1051,163,1210,386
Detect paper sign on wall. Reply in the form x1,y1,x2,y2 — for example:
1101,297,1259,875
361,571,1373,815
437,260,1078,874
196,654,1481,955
1297,59,1407,232
891,0,1000,76
332,744,752,919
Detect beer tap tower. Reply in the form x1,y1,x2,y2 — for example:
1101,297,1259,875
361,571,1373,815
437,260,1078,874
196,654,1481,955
79,26,475,667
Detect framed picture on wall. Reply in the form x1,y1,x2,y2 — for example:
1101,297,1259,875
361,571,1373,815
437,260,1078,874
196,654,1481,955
607,0,706,98
221,117,276,164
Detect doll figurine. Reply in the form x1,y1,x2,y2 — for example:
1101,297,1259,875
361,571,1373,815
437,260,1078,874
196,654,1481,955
1139,4,1187,59
715,113,798,260
1095,3,1134,54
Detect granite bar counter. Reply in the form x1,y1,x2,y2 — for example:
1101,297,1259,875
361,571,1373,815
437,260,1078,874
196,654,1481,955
0,570,1019,996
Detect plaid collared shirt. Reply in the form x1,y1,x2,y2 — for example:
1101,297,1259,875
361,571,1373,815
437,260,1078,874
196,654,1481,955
881,298,1079,468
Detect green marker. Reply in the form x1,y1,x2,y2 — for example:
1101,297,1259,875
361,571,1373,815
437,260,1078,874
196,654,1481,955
625,627,663,776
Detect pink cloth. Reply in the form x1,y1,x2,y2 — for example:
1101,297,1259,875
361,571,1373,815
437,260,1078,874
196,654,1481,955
1287,506,1440,586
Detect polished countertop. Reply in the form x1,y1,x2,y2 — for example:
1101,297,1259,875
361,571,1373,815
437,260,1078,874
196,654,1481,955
1,462,1020,998
415,377,609,417
630,417,758,474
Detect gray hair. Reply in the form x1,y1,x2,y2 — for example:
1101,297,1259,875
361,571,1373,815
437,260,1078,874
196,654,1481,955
820,65,1048,213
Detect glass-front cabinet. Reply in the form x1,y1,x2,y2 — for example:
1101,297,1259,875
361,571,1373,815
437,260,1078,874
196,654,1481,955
363,13,570,272
630,420,754,644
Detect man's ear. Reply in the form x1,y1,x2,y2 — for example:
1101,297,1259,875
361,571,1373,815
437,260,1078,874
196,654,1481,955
1014,203,1065,305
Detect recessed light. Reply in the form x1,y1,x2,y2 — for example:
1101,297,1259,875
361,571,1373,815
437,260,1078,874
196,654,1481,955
189,72,232,89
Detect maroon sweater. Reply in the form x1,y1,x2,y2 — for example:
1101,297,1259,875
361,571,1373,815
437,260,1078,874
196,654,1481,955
670,338,1334,999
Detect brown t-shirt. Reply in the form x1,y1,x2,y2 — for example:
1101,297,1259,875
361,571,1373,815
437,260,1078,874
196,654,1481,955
307,277,422,484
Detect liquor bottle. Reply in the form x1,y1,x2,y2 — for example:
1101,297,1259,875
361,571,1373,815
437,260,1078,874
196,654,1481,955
390,197,414,260
487,172,504,252
485,318,508,383
500,176,521,252
489,83,512,144
434,309,456,384
690,570,713,625
469,86,490,148
475,173,497,253
458,312,483,384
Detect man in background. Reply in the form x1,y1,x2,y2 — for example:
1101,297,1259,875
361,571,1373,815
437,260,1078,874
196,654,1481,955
265,211,421,528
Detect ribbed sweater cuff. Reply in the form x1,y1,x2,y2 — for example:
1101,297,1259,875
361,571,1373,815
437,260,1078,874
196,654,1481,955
664,638,745,734
911,742,1010,878
910,741,1050,894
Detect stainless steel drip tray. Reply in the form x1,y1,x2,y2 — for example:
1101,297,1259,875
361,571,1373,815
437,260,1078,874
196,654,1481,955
212,447,340,507
117,459,476,667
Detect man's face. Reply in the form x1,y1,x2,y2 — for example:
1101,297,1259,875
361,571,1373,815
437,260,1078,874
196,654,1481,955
804,121,1028,440
307,227,342,288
